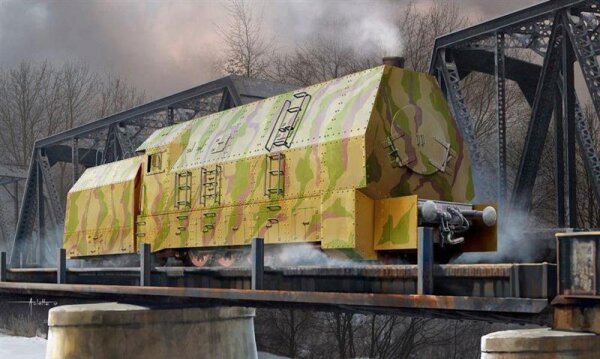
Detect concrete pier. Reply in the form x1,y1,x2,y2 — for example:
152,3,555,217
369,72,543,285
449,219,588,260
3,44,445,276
46,303,257,359
481,328,600,358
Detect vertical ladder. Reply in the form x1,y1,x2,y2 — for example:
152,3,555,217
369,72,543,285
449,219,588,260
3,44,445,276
265,153,285,198
174,171,192,208
200,166,221,206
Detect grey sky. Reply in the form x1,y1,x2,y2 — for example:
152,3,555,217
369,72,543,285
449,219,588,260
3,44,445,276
0,0,540,99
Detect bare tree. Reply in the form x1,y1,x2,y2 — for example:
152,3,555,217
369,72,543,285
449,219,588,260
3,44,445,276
96,74,146,118
575,103,600,228
0,59,146,249
216,0,272,79
326,312,356,359
398,0,469,73
270,0,467,86
0,62,52,165
59,61,98,130
271,34,377,86
255,308,315,358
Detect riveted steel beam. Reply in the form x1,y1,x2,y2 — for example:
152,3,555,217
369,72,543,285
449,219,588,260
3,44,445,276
563,8,600,210
430,0,585,72
512,14,564,212
496,32,508,207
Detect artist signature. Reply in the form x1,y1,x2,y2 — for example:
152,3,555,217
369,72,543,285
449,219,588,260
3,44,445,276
7,298,58,315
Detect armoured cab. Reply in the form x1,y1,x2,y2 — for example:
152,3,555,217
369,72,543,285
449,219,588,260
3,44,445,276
65,64,495,259
131,64,491,259
64,156,142,257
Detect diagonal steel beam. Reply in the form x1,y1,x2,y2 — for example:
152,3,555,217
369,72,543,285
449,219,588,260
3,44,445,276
37,152,64,225
563,9,600,207
429,0,585,73
35,77,241,148
9,151,39,266
511,13,564,212
101,125,117,164
115,124,135,159
438,50,490,199
452,49,541,107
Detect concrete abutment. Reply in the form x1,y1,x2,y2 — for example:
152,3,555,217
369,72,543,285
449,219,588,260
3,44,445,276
481,328,600,358
46,303,257,359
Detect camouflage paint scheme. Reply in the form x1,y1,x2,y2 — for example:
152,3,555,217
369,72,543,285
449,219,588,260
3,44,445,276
64,65,480,259
64,156,142,257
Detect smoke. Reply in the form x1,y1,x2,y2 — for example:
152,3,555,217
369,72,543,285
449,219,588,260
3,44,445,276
21,224,63,268
0,0,541,98
351,13,404,57
451,209,556,264
0,0,224,99
267,243,366,267
271,1,404,57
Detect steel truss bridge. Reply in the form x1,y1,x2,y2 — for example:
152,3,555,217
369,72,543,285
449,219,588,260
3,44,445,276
9,76,295,267
431,0,600,227
1,0,599,322
0,164,26,249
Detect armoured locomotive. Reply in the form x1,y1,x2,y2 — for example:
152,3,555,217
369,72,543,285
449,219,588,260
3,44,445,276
64,61,497,266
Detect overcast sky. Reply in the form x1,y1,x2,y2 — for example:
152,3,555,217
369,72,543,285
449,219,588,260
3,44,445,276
0,0,541,99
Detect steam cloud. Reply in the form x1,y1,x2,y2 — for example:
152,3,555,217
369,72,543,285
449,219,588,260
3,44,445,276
267,243,366,267
0,0,536,98
354,13,404,57
452,209,555,264
273,0,404,57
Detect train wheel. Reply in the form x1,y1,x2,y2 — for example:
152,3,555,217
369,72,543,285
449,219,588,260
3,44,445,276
216,252,236,267
188,250,211,267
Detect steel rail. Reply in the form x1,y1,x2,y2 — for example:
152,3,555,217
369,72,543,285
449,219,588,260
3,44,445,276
0,282,549,314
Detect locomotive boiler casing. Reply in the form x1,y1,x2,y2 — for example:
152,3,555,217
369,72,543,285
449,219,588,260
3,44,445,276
64,64,494,259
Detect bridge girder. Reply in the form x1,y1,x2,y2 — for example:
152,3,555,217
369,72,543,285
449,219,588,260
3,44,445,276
431,0,600,227
9,76,296,266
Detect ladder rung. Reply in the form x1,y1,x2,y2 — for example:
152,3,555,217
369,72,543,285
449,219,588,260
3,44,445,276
287,107,301,113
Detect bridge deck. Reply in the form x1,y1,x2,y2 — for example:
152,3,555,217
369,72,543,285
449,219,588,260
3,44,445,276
0,281,550,324
0,263,555,324
6,263,555,298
